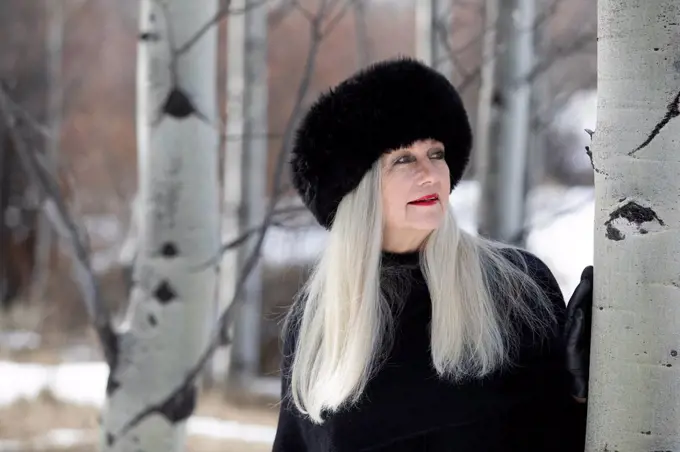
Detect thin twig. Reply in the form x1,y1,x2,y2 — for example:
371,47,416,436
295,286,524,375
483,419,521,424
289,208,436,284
291,0,316,22
533,0,564,33
524,30,596,85
176,0,271,56
0,82,51,137
0,86,117,369
430,0,591,95
433,17,472,82
529,69,597,134
453,26,595,94
509,191,595,245
433,0,567,72
323,0,356,36
269,0,297,25
189,209,305,271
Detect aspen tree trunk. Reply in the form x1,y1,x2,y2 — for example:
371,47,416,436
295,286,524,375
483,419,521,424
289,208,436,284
353,0,371,68
219,0,268,389
586,1,680,450
99,0,219,449
415,0,453,80
477,0,534,245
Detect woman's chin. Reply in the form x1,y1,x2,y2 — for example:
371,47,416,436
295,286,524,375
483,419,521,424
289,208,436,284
404,218,443,232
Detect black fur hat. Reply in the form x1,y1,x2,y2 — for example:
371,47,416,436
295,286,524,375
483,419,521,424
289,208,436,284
290,57,472,229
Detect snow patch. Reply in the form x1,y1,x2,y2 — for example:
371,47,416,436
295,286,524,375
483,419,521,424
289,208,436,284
0,361,277,446
189,416,276,444
0,361,106,407
0,429,90,451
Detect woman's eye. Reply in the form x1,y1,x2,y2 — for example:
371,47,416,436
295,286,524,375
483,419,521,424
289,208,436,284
395,150,444,164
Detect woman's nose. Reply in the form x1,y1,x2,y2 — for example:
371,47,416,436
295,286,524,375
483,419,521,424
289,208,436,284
415,160,436,185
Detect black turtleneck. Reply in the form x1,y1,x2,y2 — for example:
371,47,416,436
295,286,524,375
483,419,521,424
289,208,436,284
273,249,587,452
380,248,421,266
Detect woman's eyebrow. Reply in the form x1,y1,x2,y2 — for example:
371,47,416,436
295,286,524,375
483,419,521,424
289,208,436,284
390,149,411,158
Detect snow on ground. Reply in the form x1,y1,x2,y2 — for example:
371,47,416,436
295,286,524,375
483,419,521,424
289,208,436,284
0,429,90,451
0,421,276,451
188,416,276,444
0,360,277,446
0,418,277,451
0,361,106,408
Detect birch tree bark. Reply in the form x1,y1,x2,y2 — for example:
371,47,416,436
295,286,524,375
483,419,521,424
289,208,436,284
353,0,371,68
586,1,680,449
218,0,269,390
415,0,453,80
99,0,219,449
476,0,534,245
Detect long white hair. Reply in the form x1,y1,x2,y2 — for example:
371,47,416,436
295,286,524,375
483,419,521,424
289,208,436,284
282,161,557,424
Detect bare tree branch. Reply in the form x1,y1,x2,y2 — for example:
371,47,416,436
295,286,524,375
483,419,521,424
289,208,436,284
450,25,595,94
0,85,117,369
323,0,355,36
432,0,589,95
433,0,553,72
270,0,302,29
290,0,317,22
530,70,597,134
0,82,106,212
433,18,473,84
524,29,596,85
176,0,271,56
533,0,564,33
0,82,51,137
509,190,595,245
190,205,307,270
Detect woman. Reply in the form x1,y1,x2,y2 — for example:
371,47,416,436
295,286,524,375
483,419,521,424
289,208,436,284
273,57,593,451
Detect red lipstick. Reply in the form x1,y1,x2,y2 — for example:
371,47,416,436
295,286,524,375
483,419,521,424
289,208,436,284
408,193,439,206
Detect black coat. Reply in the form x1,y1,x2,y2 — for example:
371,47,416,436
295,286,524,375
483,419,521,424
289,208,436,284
273,249,587,451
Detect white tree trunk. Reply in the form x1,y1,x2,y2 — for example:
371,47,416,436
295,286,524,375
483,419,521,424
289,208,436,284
476,0,534,245
415,0,453,80
218,0,268,389
586,0,680,450
100,0,219,449
353,0,371,68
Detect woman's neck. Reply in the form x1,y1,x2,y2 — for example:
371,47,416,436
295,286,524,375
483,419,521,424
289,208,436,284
382,229,429,253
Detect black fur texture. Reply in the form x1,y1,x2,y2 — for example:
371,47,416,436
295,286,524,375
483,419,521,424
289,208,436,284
290,57,473,229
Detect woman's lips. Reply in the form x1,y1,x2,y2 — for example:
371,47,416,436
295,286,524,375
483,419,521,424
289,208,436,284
409,199,438,206
411,193,437,202
408,193,439,206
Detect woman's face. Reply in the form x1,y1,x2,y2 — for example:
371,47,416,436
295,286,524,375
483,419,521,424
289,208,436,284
380,139,450,252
